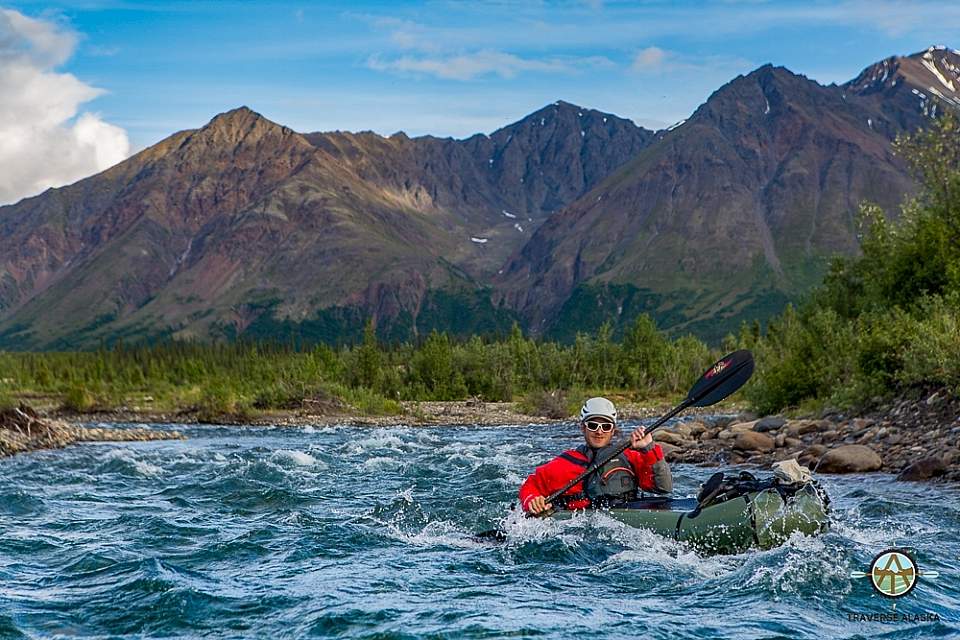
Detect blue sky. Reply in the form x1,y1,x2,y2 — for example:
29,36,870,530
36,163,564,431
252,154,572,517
6,0,960,150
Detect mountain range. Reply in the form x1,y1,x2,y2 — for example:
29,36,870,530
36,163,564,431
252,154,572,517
1,46,959,349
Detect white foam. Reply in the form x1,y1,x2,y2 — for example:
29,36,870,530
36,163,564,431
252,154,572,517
272,449,320,467
361,456,400,471
134,460,164,476
101,448,163,476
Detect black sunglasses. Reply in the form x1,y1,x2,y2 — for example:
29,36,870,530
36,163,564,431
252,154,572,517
583,420,615,433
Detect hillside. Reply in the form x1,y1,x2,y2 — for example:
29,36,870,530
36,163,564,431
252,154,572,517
496,47,960,342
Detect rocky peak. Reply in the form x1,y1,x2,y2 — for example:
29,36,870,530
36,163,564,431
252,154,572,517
688,64,814,133
191,106,299,149
492,100,642,143
845,46,960,110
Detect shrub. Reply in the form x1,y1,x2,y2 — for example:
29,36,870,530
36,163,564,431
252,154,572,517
61,386,98,413
519,390,569,419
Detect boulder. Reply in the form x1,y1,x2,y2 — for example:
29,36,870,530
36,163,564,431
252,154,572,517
683,421,707,438
733,431,775,452
754,416,786,433
798,444,828,467
657,442,680,458
654,430,689,446
729,420,758,433
710,416,736,429
817,445,883,473
787,420,821,437
671,422,693,437
897,456,948,481
717,429,737,441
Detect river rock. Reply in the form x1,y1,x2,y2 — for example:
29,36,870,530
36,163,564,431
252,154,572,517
786,420,822,437
683,421,707,438
733,431,775,452
754,416,786,433
896,456,948,481
657,442,680,458
817,445,883,473
729,420,758,433
671,422,693,437
654,430,689,446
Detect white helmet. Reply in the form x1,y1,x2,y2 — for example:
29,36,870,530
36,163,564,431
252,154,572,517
580,397,617,423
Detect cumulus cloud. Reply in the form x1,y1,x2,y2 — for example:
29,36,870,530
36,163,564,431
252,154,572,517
368,50,611,81
0,8,129,206
632,46,667,71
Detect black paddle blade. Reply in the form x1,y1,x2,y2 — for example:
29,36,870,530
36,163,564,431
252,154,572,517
686,349,754,407
474,529,507,543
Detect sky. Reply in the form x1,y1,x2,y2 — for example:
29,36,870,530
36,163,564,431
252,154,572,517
1,0,959,205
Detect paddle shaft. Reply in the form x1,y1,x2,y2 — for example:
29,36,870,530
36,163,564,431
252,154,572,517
543,398,692,505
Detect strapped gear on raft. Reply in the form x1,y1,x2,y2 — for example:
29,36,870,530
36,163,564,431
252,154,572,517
691,462,829,516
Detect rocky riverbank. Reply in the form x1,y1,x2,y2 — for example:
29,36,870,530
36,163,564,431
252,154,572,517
0,405,185,457
56,398,742,429
658,390,960,482
10,390,957,483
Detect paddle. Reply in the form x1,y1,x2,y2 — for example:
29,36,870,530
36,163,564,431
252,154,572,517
475,349,755,541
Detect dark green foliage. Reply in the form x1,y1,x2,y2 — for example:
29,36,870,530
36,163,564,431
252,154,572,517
545,283,667,343
414,289,520,338
0,315,715,413
748,114,960,413
232,289,521,350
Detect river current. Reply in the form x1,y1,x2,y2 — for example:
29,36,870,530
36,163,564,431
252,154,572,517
1,421,958,639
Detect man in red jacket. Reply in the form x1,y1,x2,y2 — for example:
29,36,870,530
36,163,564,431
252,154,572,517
520,397,673,515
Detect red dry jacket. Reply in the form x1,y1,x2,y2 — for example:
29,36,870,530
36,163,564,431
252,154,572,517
519,445,666,512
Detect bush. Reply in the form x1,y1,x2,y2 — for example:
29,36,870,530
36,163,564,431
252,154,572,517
61,386,98,413
0,389,15,412
196,386,253,423
519,390,569,419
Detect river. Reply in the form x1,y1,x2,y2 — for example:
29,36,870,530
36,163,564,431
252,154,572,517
1,421,957,639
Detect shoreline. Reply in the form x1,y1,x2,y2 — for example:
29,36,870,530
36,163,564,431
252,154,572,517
4,394,957,484
57,399,745,429
0,405,184,458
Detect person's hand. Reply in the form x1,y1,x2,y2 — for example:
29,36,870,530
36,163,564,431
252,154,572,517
631,426,653,450
526,495,553,515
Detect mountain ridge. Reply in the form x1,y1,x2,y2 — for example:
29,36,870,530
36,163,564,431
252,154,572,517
1,47,958,348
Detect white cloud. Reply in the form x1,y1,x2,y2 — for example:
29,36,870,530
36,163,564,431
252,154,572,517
630,46,753,77
0,8,130,206
632,46,667,71
367,50,611,81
